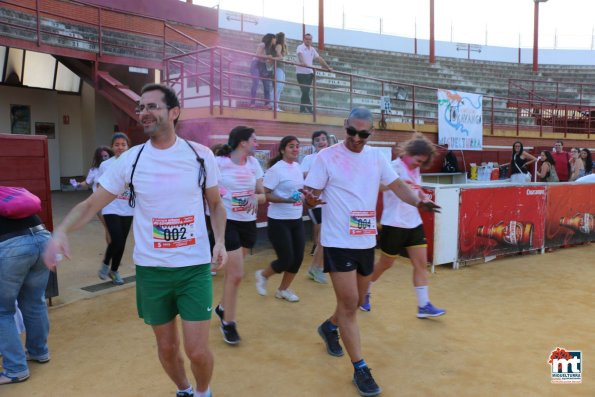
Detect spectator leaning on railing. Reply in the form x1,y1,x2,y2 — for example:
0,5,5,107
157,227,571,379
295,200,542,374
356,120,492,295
295,33,332,114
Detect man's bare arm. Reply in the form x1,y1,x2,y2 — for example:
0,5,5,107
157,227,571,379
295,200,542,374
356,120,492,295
205,185,228,270
43,186,117,270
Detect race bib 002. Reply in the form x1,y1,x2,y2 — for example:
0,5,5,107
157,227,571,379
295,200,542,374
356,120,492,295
152,216,196,248
349,210,377,235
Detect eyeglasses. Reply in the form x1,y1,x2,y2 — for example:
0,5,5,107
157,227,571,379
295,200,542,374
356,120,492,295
345,126,372,139
135,103,169,114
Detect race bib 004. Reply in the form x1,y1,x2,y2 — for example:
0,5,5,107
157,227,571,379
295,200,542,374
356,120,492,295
349,210,377,235
152,216,196,248
231,190,253,212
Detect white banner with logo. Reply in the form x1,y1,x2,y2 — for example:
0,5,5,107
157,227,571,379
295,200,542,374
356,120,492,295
437,89,483,150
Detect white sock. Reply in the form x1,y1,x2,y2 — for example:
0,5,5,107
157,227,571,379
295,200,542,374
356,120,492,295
196,386,211,397
415,286,429,307
177,385,193,395
367,281,375,294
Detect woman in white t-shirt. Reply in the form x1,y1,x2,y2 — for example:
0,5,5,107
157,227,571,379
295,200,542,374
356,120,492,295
71,146,114,244
255,136,305,302
73,146,113,191
300,130,329,284
361,134,446,318
97,132,134,285
213,126,265,345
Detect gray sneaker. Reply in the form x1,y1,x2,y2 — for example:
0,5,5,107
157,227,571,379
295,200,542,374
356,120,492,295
98,263,109,280
308,267,328,284
109,270,124,285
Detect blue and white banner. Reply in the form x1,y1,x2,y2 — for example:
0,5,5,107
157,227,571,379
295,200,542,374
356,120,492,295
437,89,483,150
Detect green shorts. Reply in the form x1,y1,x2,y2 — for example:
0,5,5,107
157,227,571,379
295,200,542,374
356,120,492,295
136,264,213,325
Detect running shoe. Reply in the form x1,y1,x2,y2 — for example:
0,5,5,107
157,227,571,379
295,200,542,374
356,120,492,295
275,289,300,302
220,322,241,345
353,367,382,396
417,302,446,318
308,267,328,284
255,269,267,296
26,351,50,364
317,320,344,357
0,371,29,385
98,263,109,280
359,293,371,312
176,391,194,397
109,270,125,285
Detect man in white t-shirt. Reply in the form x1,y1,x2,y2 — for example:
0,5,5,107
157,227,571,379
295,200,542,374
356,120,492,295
43,84,227,397
303,107,439,397
295,33,332,114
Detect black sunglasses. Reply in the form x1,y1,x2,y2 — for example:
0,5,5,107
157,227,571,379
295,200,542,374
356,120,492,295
345,126,372,139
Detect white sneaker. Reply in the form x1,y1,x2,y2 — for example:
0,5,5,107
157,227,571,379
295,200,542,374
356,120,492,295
275,289,300,302
276,107,283,112
255,269,267,296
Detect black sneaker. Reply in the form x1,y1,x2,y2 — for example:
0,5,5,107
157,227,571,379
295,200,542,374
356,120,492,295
317,321,344,357
353,367,382,396
214,304,224,323
221,322,241,345
176,391,194,397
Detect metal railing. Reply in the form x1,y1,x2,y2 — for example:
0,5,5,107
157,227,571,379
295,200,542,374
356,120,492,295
508,78,595,108
0,0,207,62
163,46,595,138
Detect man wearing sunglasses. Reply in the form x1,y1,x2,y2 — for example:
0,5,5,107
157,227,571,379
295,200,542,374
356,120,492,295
43,84,227,397
302,107,439,397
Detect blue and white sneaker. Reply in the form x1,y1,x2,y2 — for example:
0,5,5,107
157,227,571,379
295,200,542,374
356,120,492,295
417,302,446,318
359,293,371,312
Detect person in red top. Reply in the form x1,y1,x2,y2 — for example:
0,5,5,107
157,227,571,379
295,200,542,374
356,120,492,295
551,140,570,182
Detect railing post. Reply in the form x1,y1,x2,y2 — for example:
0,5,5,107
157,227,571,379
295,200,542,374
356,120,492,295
272,60,277,117
516,106,520,136
180,62,185,109
209,48,214,115
411,86,416,129
490,97,494,135
36,0,40,46
349,74,353,110
98,8,102,56
163,24,167,63
539,101,543,137
564,106,568,138
219,48,223,115
312,71,317,122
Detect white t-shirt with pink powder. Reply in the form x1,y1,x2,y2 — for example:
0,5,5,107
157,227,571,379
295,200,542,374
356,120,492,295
380,158,423,228
99,137,219,268
216,155,263,222
264,160,304,220
305,143,398,249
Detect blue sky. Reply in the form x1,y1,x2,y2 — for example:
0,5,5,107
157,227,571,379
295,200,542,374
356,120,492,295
185,0,595,49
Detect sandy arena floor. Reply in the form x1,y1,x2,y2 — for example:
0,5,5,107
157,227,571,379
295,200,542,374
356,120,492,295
1,191,593,397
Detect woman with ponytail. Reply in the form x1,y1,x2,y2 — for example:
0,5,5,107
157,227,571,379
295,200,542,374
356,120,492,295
213,126,265,345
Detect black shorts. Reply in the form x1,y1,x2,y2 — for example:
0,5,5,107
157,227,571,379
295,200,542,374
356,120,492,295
225,220,257,251
378,224,426,258
308,207,322,225
323,247,375,276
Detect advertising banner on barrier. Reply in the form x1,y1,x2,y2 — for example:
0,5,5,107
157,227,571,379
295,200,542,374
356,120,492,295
437,89,483,150
545,184,595,248
458,186,546,261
